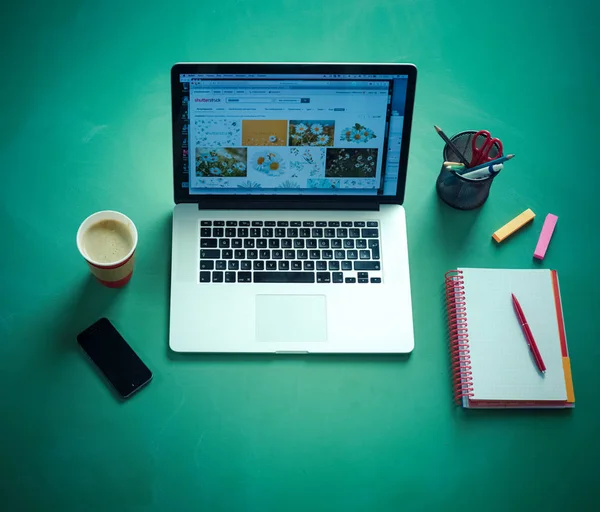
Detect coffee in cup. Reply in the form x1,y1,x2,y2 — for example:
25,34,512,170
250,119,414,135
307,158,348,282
77,211,138,288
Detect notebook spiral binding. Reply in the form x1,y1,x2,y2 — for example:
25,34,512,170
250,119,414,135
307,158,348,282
445,270,474,404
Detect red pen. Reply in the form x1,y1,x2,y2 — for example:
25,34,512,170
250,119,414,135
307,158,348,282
511,293,546,374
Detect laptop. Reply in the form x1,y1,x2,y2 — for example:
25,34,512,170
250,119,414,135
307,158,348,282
169,62,417,353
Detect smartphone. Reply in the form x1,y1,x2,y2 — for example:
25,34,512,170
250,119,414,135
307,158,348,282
77,318,152,399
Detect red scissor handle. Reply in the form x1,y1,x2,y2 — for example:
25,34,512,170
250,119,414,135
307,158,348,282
471,130,503,167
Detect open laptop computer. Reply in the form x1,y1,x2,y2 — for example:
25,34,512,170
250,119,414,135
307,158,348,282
169,62,417,353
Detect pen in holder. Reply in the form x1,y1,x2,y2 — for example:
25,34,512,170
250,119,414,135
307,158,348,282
436,130,501,210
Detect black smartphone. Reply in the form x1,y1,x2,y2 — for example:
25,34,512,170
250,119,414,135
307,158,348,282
77,318,152,399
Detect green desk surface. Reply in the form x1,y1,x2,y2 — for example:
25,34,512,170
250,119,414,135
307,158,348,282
1,1,599,510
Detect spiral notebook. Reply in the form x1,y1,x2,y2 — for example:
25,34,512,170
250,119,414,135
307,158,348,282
445,268,575,409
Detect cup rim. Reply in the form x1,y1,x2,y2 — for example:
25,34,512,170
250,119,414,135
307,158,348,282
76,210,138,268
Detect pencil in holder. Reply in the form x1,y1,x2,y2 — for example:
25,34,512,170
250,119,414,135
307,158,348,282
436,131,501,210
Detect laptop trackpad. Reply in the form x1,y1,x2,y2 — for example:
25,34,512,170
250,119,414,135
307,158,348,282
255,294,327,343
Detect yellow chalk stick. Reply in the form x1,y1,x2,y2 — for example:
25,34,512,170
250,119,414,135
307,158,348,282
492,208,535,243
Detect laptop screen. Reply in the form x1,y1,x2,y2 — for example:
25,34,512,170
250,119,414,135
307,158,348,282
175,71,410,197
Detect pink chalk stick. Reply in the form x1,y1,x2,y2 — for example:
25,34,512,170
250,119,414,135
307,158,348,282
533,214,558,260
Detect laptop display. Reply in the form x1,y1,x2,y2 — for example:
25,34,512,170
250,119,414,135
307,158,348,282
172,69,412,198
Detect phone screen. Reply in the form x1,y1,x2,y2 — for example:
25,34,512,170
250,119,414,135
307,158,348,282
77,318,152,398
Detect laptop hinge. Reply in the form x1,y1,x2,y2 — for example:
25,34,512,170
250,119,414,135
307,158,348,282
196,199,380,211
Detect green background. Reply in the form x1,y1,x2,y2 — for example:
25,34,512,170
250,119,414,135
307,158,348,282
1,1,599,510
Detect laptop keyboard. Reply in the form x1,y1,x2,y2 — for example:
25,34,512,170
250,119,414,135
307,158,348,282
199,220,382,284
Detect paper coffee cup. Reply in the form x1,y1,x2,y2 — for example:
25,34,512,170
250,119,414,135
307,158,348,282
76,211,138,288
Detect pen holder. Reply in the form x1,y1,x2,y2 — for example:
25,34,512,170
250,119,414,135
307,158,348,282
436,131,500,210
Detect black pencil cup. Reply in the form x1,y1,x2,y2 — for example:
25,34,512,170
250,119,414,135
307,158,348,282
435,131,499,210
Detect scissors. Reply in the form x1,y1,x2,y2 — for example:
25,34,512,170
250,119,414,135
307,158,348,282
470,130,503,167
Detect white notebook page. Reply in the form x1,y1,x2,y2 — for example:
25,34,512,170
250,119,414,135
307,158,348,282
460,268,566,401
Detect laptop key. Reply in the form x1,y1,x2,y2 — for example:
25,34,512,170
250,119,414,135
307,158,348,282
361,228,379,238
250,228,261,237
358,278,369,284
337,228,348,238
247,249,257,259
254,261,265,270
356,239,367,249
241,260,252,270
333,272,344,283
349,228,360,238
244,239,255,248
275,228,286,237
316,272,331,283
262,228,273,237
347,250,358,260
358,272,368,279
253,272,315,283
354,221,365,227
277,221,289,227
304,261,315,270
257,239,267,248
324,228,335,237
219,239,230,248
316,261,327,270
212,271,224,283
354,261,381,271
341,221,352,227
306,239,317,248
316,221,327,227
371,277,382,283
200,249,220,259
329,261,340,270
294,239,305,248
225,228,236,237
222,249,233,259
300,228,311,237
287,228,298,237
367,221,378,227
228,261,239,270
335,250,345,259
266,261,277,270
238,272,252,283
312,228,323,238
200,271,211,282
369,240,380,259
226,220,238,226
213,227,224,237
201,239,218,248
297,250,308,260
291,260,302,270
282,239,292,248
265,221,276,227
310,250,320,259
279,261,290,270
214,221,225,226
239,220,250,226
359,250,371,260
322,250,333,260
269,239,280,248
285,250,295,259
232,239,242,248
200,260,214,270
303,221,314,227
225,271,236,283
345,277,356,283
200,220,211,226
290,221,301,227
252,221,263,226
342,261,352,271
259,249,270,259
216,260,227,270
343,239,354,249
201,227,211,237
319,239,329,248
331,239,342,248
272,250,283,259
238,228,249,237
328,221,340,227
